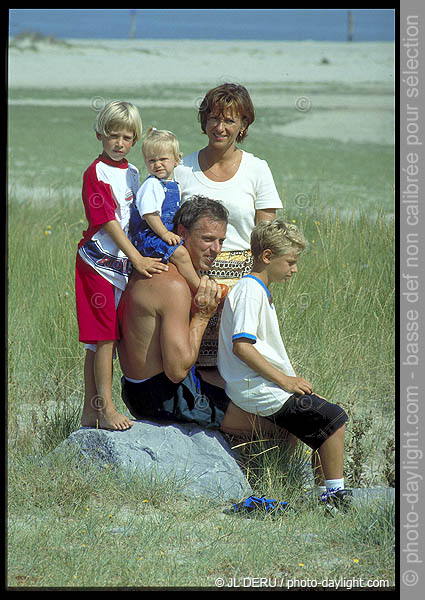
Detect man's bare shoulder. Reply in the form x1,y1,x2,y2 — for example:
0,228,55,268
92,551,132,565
156,267,191,297
126,265,191,308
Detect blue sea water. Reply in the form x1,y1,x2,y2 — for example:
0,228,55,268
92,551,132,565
9,8,395,42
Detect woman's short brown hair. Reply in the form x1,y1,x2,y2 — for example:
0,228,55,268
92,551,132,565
198,83,255,143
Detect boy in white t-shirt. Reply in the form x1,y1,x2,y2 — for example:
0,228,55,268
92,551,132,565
76,101,168,431
218,219,352,511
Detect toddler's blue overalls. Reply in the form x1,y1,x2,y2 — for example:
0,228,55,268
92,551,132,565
129,176,182,262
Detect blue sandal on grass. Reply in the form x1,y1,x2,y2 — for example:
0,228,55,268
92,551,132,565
225,495,293,516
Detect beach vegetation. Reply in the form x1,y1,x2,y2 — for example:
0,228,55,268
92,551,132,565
7,89,394,588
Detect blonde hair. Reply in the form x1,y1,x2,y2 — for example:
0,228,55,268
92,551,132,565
250,219,309,259
142,126,180,160
94,101,142,143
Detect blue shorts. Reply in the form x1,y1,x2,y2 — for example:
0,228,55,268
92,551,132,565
265,393,348,450
133,229,184,263
121,368,230,429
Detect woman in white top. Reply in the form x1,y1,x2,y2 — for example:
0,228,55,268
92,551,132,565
174,82,282,368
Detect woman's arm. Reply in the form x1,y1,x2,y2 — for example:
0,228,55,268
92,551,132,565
255,208,276,223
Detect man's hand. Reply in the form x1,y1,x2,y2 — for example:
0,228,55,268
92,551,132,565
192,275,221,319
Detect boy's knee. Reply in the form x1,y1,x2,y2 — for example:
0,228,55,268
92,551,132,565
329,422,346,438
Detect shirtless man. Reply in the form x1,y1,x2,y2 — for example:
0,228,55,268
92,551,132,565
117,195,280,436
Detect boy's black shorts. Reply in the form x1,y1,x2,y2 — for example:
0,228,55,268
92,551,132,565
265,393,348,451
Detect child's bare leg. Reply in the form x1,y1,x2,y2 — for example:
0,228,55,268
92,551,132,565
220,401,275,437
317,424,345,480
311,450,325,486
170,245,200,294
81,348,97,427
82,341,133,430
220,401,295,443
94,340,133,430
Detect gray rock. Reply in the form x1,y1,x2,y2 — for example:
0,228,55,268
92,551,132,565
299,466,395,506
56,420,252,502
351,486,395,504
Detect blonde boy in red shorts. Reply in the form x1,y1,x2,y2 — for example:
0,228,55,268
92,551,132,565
75,101,168,430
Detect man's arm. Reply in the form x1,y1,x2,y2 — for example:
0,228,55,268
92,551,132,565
159,275,221,383
233,338,313,395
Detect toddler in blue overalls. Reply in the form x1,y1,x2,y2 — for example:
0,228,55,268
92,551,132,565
130,127,200,292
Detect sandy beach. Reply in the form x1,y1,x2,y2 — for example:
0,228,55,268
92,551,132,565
9,37,395,145
9,38,394,87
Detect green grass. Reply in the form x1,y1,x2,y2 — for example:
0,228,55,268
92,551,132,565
271,209,395,487
7,88,395,588
8,438,394,588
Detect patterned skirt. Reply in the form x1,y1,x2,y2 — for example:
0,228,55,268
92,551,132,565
197,249,254,367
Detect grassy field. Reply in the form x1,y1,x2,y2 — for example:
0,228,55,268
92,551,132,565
7,86,395,588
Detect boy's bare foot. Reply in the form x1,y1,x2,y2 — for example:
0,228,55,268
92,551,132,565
81,405,133,431
97,408,134,431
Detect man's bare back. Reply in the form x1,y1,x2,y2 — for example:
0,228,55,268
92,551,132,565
118,264,192,381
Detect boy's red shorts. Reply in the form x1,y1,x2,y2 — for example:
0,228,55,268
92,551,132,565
75,253,120,344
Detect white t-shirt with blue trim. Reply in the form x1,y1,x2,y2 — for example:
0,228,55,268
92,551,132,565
217,275,296,416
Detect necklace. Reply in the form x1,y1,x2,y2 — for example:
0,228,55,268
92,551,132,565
200,148,241,180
